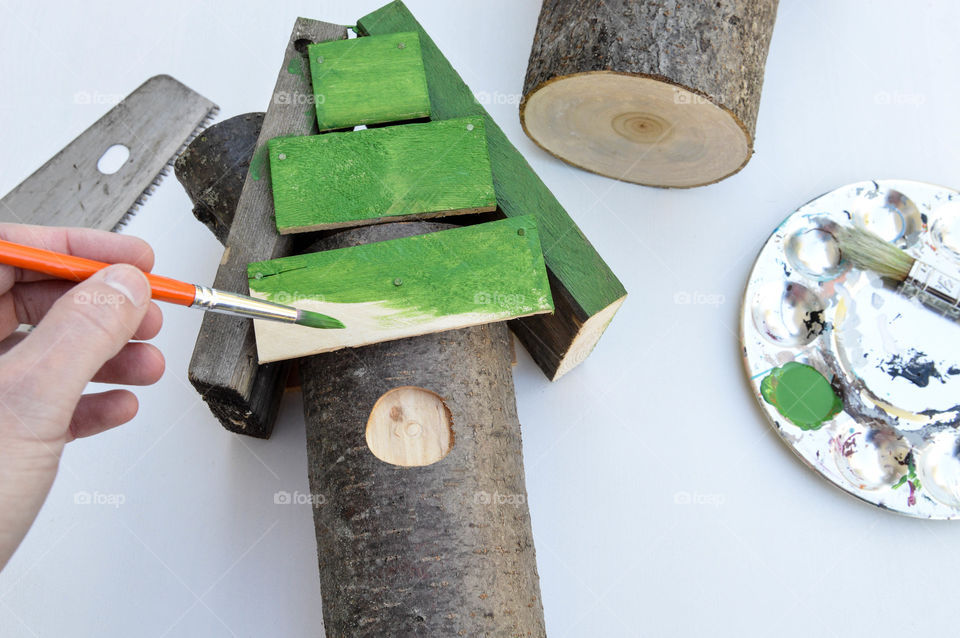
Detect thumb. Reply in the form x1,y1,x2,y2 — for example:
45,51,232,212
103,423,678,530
3,264,151,437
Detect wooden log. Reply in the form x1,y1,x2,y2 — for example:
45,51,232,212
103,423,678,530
309,31,431,131
247,216,554,362
521,0,779,188
269,117,496,233
358,0,628,381
300,221,545,637
187,18,347,439
174,112,264,243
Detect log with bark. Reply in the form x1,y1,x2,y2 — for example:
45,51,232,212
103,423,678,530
174,112,264,244
521,0,779,188
300,221,546,638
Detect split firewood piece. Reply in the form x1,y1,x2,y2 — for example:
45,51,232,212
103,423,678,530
521,0,779,188
358,1,627,380
247,216,554,363
269,117,495,233
309,31,431,131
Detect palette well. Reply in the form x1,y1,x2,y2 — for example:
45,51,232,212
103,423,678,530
741,179,960,519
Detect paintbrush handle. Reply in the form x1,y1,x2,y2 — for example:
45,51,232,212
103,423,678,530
0,239,344,329
0,239,197,305
902,260,960,320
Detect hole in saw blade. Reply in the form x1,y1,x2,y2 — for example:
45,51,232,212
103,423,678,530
96,144,130,175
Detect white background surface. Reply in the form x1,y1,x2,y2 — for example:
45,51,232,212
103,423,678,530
1,1,959,636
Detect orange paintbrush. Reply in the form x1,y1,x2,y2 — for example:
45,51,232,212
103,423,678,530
0,239,344,329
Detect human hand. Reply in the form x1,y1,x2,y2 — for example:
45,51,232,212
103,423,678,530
0,223,165,569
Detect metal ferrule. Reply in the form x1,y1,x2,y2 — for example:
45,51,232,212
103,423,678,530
901,261,960,320
191,285,299,324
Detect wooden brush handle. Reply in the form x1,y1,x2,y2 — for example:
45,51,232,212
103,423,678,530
0,239,197,306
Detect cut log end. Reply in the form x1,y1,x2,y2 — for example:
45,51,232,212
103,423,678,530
554,293,626,379
521,72,752,188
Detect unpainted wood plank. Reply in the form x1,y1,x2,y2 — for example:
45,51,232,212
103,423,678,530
247,216,554,363
357,1,627,380
309,31,431,131
269,116,496,233
187,18,348,438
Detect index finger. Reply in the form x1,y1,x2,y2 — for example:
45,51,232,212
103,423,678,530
0,223,155,289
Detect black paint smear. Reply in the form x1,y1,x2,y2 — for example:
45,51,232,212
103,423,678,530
879,349,951,387
803,309,829,341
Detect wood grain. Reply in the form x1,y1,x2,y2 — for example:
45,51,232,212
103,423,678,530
247,215,554,362
357,1,627,380
309,31,431,131
187,18,347,439
521,0,779,187
269,117,495,233
365,385,454,467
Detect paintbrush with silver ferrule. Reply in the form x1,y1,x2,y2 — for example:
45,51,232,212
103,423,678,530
833,224,960,321
0,239,345,329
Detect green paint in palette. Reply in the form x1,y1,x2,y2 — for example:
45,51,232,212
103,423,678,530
761,362,843,430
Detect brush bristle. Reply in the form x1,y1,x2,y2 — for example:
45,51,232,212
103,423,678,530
296,309,346,330
833,225,915,282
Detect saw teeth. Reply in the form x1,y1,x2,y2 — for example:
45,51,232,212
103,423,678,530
113,105,219,233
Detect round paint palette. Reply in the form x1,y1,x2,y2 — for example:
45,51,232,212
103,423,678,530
741,180,960,518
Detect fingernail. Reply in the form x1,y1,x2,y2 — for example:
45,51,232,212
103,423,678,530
102,265,150,307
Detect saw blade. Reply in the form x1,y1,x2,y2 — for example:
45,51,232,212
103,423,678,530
0,74,218,231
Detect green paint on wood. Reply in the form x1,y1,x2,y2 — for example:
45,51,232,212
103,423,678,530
248,144,269,182
269,117,496,233
287,56,303,75
761,362,843,430
248,215,553,323
357,2,626,319
308,31,431,131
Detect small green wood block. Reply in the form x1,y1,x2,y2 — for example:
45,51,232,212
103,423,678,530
308,31,431,131
269,117,496,233
247,216,554,363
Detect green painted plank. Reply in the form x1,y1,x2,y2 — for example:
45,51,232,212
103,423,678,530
357,3,626,321
247,216,554,363
269,117,497,233
308,31,431,131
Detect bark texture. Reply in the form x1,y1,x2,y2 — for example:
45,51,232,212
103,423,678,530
300,221,546,638
175,112,264,244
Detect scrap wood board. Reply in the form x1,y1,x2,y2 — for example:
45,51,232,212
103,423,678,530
269,116,496,233
309,30,431,131
357,1,627,380
187,18,348,438
247,216,554,363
